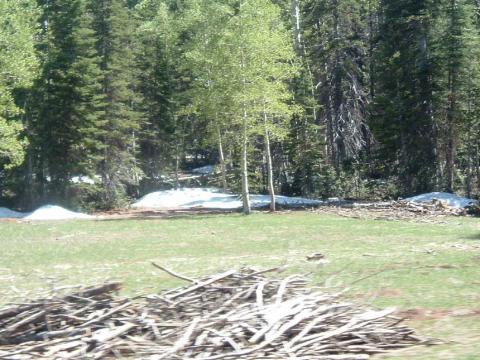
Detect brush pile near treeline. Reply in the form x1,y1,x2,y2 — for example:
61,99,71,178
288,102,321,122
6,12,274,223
316,198,474,223
0,267,422,359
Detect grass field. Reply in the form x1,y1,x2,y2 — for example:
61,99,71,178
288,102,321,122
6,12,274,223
1,212,479,359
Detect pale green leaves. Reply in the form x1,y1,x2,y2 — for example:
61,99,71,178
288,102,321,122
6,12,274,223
0,0,38,169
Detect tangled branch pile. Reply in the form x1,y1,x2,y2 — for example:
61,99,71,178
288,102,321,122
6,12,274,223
316,199,469,223
0,268,421,359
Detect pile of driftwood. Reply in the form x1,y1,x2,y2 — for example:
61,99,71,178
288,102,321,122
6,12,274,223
0,267,421,359
316,199,468,223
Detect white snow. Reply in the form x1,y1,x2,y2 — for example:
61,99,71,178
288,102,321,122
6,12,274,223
23,205,93,220
0,207,25,219
132,188,323,210
70,176,99,185
404,192,477,209
191,165,217,175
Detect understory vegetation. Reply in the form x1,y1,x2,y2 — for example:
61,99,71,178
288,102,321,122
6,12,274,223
1,0,480,213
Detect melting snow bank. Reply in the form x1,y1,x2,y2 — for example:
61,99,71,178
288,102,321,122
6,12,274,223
0,205,93,220
0,207,25,219
132,188,323,210
191,165,217,175
404,192,477,209
24,205,93,220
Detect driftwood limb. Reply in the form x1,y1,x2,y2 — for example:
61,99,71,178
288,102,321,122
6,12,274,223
0,267,422,359
151,262,196,283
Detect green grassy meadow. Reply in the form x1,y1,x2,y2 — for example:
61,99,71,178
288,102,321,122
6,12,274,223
1,212,479,359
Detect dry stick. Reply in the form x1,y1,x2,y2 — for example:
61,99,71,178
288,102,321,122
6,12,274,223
157,317,200,359
45,340,86,358
287,303,351,347
204,328,243,352
66,282,121,300
240,267,281,280
151,263,196,283
249,298,306,344
92,322,136,343
80,301,132,328
275,276,297,304
0,304,41,321
0,335,85,358
202,310,320,360
4,310,47,334
167,270,236,300
291,319,371,352
256,281,266,308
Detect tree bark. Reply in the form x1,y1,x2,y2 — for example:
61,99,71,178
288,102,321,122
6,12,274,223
241,108,251,214
217,125,228,192
174,116,180,190
290,0,317,124
132,130,140,197
239,2,251,214
477,130,480,195
445,2,457,193
291,0,301,53
263,110,275,212
466,122,472,197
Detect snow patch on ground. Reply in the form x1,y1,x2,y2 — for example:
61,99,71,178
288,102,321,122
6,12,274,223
70,176,100,185
404,192,476,209
23,205,93,220
191,165,217,175
132,188,323,210
0,207,25,219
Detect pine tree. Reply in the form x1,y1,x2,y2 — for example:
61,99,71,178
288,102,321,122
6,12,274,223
135,0,186,189
29,0,104,201
89,0,143,206
372,0,437,195
433,0,480,192
301,0,372,170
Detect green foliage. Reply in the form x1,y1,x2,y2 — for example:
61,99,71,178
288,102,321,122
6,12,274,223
372,0,438,195
2,0,480,209
135,0,190,184
90,0,144,206
0,120,26,170
0,0,38,170
67,182,131,212
26,0,104,201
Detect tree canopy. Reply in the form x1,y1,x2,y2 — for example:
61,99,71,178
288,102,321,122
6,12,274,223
1,0,480,211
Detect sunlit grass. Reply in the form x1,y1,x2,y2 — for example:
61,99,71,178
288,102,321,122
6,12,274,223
1,212,479,359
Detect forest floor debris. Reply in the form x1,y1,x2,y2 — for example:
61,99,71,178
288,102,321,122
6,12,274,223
0,267,423,359
314,199,471,223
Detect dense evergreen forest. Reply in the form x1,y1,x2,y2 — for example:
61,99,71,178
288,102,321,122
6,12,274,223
1,0,480,213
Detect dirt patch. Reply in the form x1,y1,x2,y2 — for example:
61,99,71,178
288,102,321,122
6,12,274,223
374,288,403,298
96,208,237,220
398,308,480,320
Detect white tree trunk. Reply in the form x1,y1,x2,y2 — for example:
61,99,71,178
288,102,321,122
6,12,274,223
291,0,301,53
241,108,251,214
239,2,251,215
217,125,228,192
264,111,275,212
